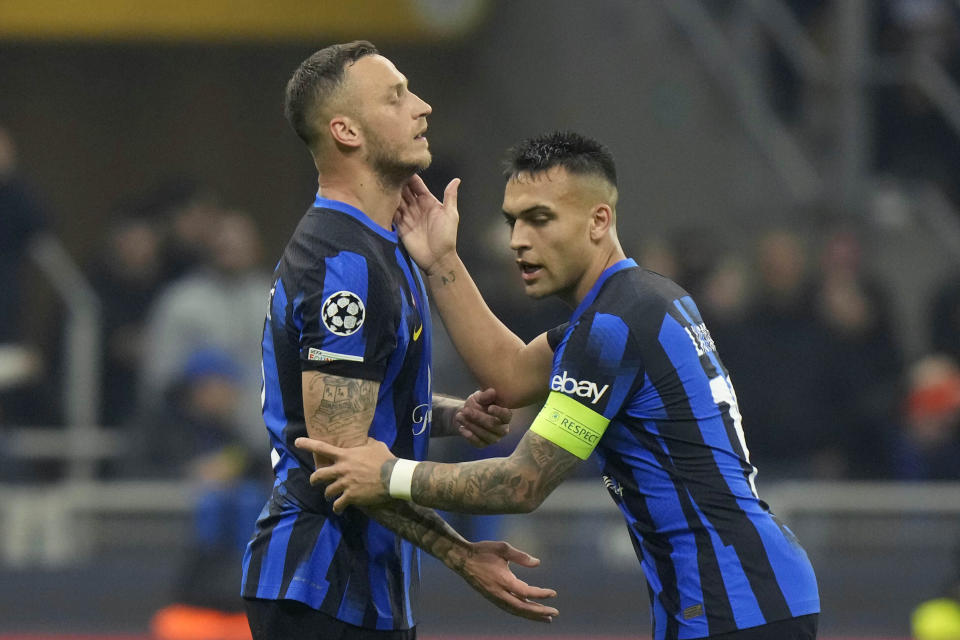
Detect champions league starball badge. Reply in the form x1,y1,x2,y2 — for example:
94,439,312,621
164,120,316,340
322,291,366,336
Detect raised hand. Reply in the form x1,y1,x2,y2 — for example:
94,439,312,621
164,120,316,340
454,540,558,623
456,388,513,448
395,174,461,274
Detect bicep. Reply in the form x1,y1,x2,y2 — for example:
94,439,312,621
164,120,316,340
302,371,381,448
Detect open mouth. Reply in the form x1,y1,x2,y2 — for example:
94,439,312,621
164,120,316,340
414,128,428,142
517,261,542,281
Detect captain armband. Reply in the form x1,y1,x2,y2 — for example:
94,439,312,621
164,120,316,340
529,391,611,460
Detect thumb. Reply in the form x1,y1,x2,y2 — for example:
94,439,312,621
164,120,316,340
443,178,461,212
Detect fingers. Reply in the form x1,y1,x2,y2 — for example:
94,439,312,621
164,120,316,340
507,576,558,602
443,178,461,210
456,406,509,446
498,596,558,623
407,174,431,197
401,183,417,208
499,543,541,569
485,403,513,424
308,465,338,486
295,437,340,461
469,387,497,406
456,426,485,448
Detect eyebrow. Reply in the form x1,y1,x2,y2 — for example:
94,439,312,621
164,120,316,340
390,77,408,94
502,205,555,219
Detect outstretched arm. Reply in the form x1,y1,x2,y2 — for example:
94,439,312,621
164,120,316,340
302,371,557,622
397,176,554,408
299,428,582,515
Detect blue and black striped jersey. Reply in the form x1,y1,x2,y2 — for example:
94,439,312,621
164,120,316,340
241,196,432,630
547,259,819,640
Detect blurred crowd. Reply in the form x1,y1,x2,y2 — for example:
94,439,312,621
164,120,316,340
1,120,959,491
637,226,960,481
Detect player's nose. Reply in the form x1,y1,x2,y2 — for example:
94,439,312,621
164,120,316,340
413,92,431,118
509,223,531,251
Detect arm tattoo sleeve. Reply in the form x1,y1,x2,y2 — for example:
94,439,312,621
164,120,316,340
408,431,581,514
364,500,472,572
302,372,474,570
303,372,379,447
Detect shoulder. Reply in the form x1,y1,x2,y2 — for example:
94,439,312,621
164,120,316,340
282,208,393,282
590,267,686,332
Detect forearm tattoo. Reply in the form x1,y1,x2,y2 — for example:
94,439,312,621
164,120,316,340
409,432,580,514
429,394,462,438
439,270,456,286
304,373,378,445
366,501,470,572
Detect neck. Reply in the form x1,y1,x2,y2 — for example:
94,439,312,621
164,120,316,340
565,242,627,307
317,163,404,231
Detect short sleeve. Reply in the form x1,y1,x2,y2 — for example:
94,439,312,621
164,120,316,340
530,312,644,459
548,312,643,420
297,251,396,381
545,322,569,351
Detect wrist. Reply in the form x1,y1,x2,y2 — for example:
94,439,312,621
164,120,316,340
387,458,420,501
425,252,462,280
442,538,475,573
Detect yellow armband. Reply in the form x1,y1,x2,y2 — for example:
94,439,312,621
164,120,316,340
529,391,611,460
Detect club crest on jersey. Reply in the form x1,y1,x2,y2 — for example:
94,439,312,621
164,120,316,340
322,291,365,336
551,370,609,404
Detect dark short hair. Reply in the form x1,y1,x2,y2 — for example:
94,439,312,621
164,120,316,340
284,40,379,148
503,131,617,188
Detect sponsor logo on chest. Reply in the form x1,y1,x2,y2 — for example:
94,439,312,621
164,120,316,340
551,370,609,404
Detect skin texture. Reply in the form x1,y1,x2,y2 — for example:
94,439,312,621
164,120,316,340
431,389,513,446
287,50,559,623
298,429,581,515
296,164,626,525
301,371,556,622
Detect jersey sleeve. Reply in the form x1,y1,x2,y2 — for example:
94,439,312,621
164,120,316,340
545,322,569,351
529,312,644,459
297,250,396,381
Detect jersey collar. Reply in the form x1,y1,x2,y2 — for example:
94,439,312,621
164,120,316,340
313,195,398,243
569,258,638,325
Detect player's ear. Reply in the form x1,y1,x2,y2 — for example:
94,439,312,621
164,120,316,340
330,115,362,149
589,204,614,241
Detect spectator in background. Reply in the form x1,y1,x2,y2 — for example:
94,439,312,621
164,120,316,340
813,228,903,478
0,125,49,428
134,348,267,640
929,273,960,365
89,216,164,426
129,177,222,285
891,354,960,480
734,230,837,479
140,211,271,448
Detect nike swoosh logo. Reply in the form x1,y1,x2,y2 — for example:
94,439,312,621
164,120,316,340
413,324,423,341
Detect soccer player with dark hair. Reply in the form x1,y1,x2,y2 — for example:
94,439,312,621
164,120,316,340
299,131,821,640
241,42,559,639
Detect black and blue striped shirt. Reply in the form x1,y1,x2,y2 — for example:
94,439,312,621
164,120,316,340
546,259,819,640
241,197,431,630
